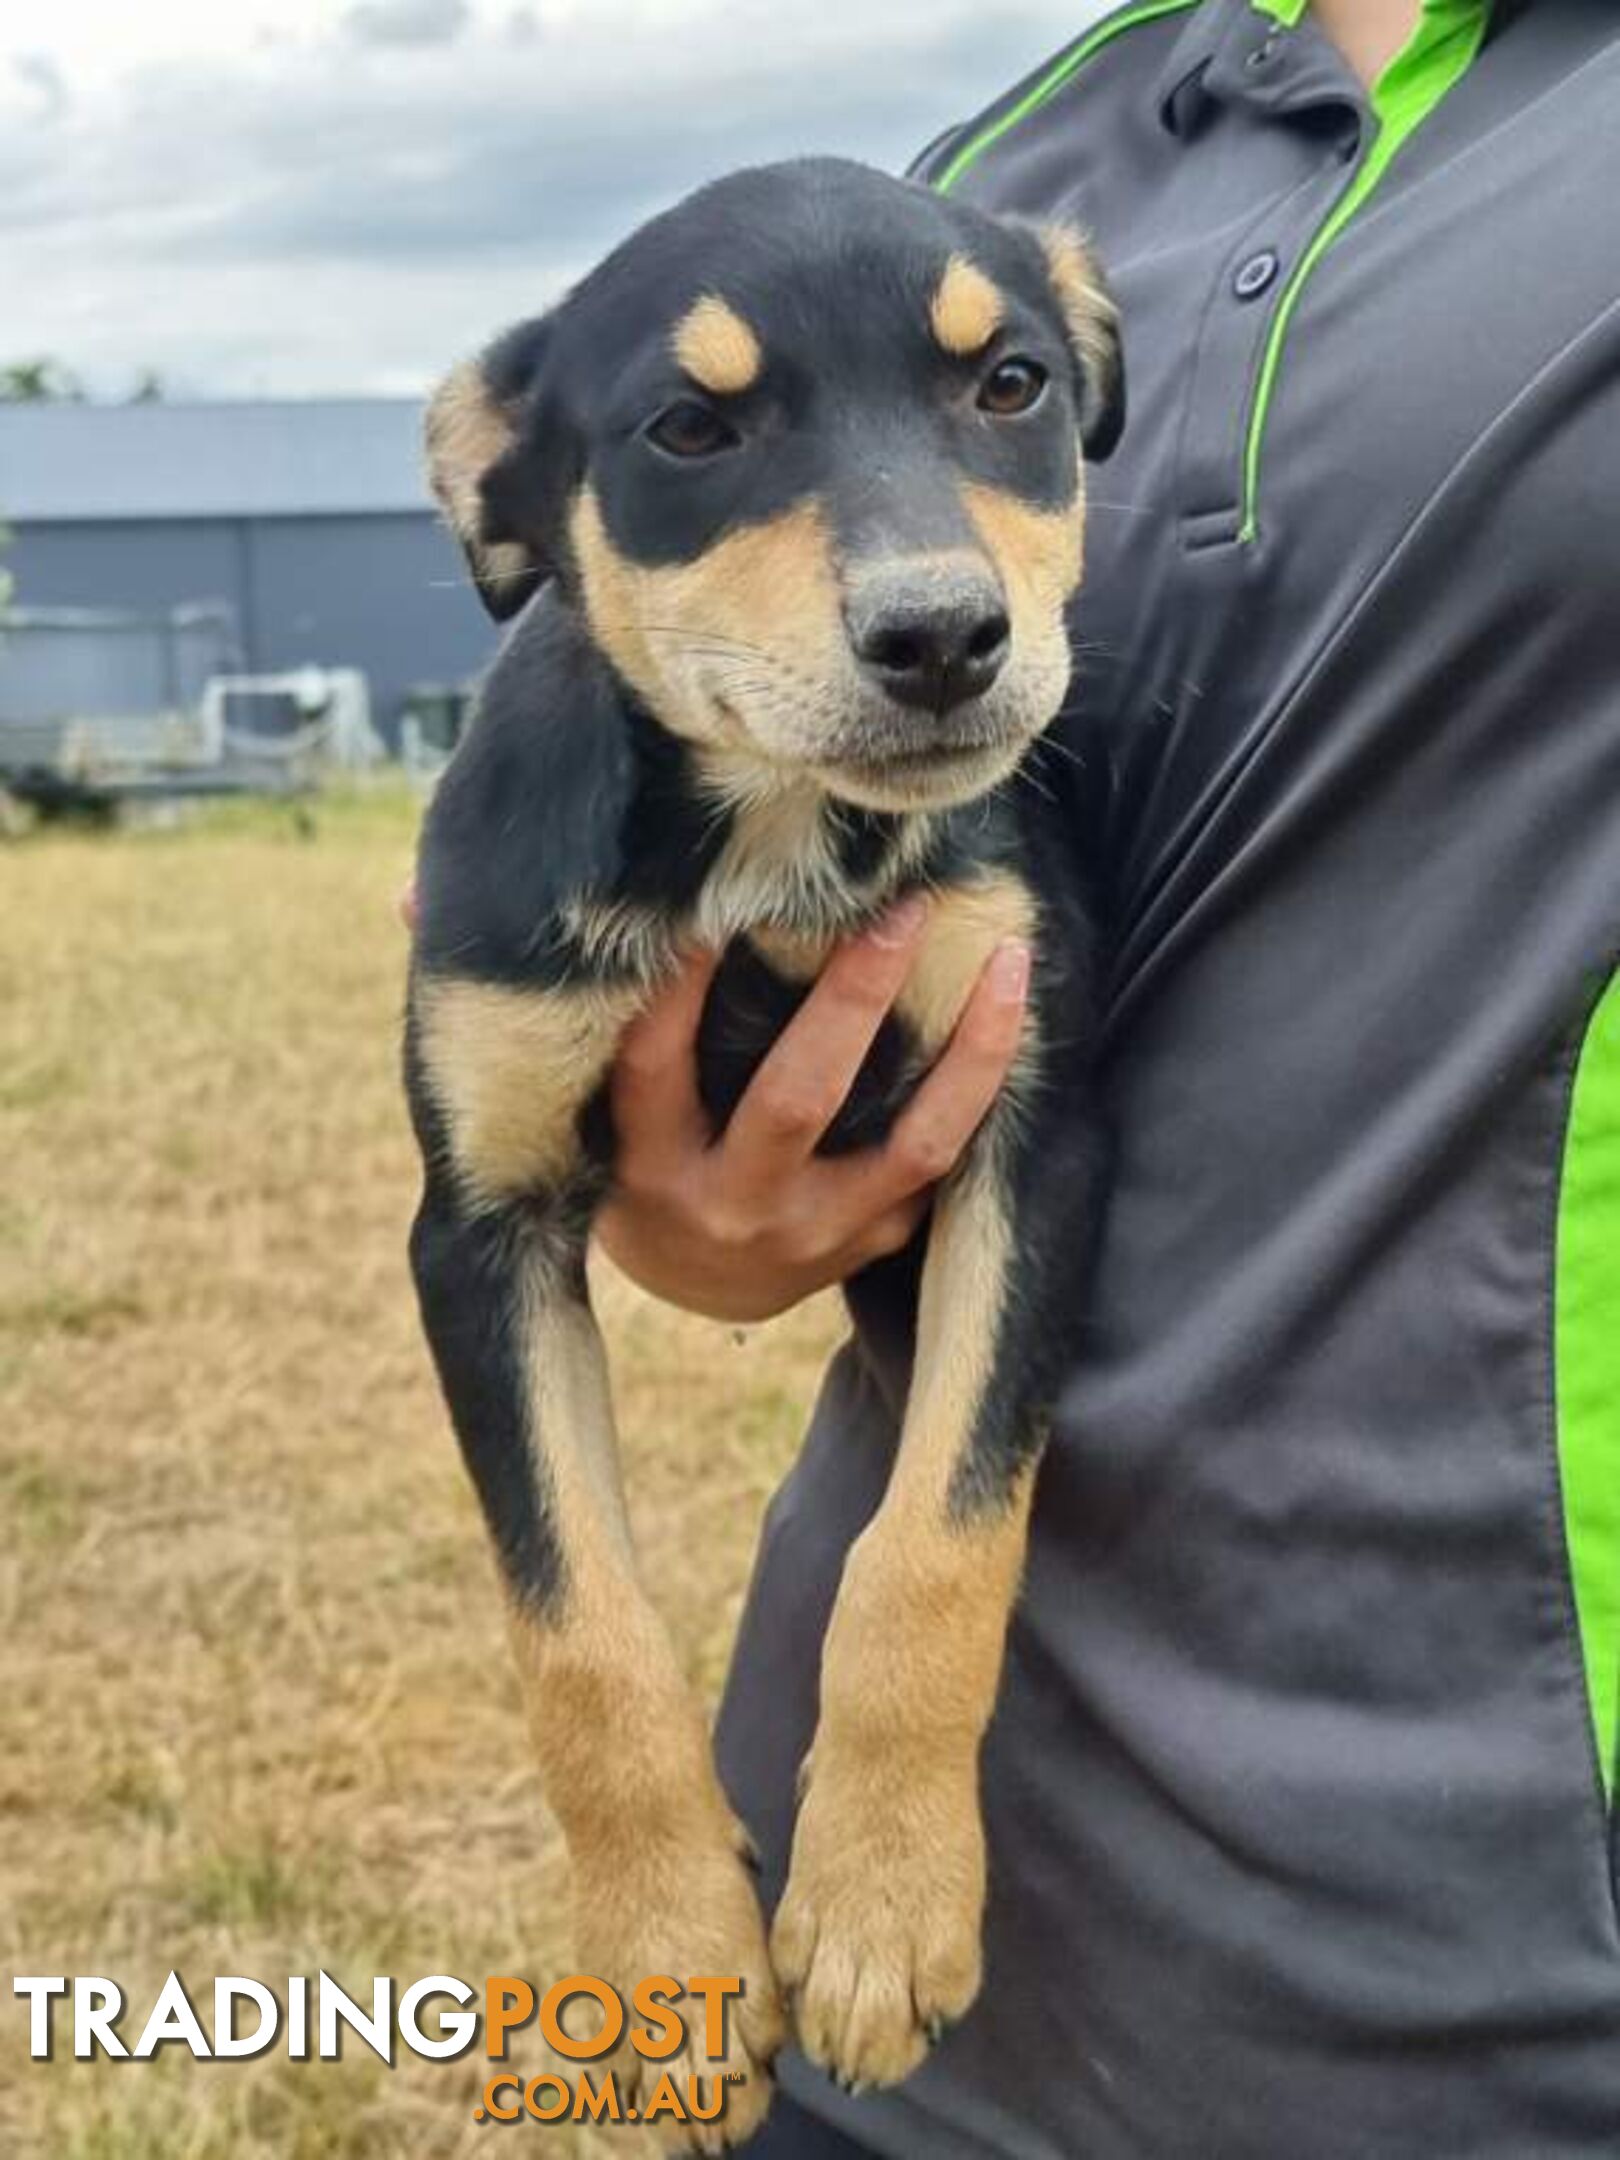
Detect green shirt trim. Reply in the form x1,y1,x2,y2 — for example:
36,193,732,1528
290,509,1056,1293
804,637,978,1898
935,0,1201,196
1557,971,1620,1804
1238,1,1490,541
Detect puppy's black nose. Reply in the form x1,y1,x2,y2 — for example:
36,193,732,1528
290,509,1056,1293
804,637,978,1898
851,590,1011,715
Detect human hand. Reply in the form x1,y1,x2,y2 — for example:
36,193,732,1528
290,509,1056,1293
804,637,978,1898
596,900,1031,1323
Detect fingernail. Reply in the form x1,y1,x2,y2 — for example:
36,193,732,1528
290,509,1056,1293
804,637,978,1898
990,939,1031,1002
869,893,929,949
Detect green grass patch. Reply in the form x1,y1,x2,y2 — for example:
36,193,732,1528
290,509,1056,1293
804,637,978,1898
181,1844,330,1931
0,1454,87,1547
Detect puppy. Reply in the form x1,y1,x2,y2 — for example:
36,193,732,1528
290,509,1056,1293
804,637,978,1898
406,156,1119,2146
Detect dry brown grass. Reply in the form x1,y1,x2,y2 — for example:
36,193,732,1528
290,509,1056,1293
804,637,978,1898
0,784,840,2157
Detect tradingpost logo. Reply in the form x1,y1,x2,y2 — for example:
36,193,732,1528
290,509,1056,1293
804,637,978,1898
12,1969,756,2131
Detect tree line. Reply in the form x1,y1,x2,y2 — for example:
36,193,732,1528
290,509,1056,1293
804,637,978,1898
1,360,165,403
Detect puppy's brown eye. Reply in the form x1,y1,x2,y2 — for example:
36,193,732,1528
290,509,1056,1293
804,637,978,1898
978,357,1049,417
645,401,740,461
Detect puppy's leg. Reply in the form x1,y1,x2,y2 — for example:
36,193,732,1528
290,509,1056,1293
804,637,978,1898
772,882,1097,2090
409,975,784,2147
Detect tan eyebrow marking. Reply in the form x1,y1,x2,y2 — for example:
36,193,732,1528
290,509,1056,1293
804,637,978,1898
671,294,764,395
930,254,1005,358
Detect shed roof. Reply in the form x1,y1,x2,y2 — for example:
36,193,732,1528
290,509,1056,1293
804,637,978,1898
0,399,436,523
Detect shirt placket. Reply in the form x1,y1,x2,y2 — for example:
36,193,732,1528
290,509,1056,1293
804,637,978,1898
1173,9,1368,550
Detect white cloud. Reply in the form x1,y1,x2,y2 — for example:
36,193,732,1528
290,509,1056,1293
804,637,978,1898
6,1,337,81
0,3,1101,397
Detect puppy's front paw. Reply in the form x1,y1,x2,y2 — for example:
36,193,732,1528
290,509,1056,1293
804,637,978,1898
575,1808,785,2153
772,1740,984,2091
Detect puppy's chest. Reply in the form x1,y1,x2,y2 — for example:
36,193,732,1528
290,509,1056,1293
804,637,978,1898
562,782,1038,1158
704,873,1040,1167
692,782,930,948
564,782,928,981
694,935,918,1156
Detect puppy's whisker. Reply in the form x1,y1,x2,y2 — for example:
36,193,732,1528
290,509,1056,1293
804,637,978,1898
1030,734,1084,773
1010,761,1059,808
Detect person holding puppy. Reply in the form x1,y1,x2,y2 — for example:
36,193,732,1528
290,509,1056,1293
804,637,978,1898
598,0,1620,2153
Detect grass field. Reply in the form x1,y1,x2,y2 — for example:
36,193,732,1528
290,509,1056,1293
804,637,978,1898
0,783,840,2157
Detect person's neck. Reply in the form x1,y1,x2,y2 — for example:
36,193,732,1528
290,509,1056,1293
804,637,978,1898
1310,0,1424,86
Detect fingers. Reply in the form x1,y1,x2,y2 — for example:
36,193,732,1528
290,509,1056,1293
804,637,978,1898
609,945,721,1159
723,897,931,1185
846,937,1031,1212
573,912,1026,1327
726,932,1030,1287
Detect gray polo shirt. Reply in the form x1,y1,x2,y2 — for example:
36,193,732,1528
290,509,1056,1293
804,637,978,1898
716,3,1620,2152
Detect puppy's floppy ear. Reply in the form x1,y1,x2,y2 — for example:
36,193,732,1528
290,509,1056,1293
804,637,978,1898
1022,223,1126,464
425,314,558,622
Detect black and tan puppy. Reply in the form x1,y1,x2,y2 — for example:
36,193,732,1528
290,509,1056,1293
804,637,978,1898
407,156,1119,2144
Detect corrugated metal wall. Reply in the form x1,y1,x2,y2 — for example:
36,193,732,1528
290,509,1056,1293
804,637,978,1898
4,513,489,743
0,608,236,727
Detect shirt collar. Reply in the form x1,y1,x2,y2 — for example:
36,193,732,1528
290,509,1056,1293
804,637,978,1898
1154,0,1493,139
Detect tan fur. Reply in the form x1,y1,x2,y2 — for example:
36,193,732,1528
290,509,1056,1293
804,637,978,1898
571,474,1079,813
961,478,1086,622
422,234,1096,2111
672,294,765,396
892,1148,1023,1521
497,1300,784,2142
773,1148,1034,2085
1035,224,1121,420
896,872,1038,1062
510,1600,782,2139
523,1295,635,1566
696,770,844,945
425,358,511,535
558,894,670,983
744,922,829,984
929,254,1005,358
698,764,922,945
414,976,643,1211
571,486,847,757
744,870,1036,1058
415,968,786,2132
424,359,534,603
506,1303,742,1852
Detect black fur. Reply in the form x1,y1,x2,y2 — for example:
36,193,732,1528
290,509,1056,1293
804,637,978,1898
408,157,1115,1609
455,160,1122,608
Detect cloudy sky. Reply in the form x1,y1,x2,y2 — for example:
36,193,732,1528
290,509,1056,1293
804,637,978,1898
1,0,1105,401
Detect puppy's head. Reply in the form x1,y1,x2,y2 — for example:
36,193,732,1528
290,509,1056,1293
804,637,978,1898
428,157,1122,813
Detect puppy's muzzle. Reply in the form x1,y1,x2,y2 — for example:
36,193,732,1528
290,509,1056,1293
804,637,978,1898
846,568,1011,719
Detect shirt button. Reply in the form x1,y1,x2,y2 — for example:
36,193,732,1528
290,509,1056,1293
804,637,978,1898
1234,249,1280,301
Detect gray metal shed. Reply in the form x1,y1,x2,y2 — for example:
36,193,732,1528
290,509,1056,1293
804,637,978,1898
0,400,489,743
